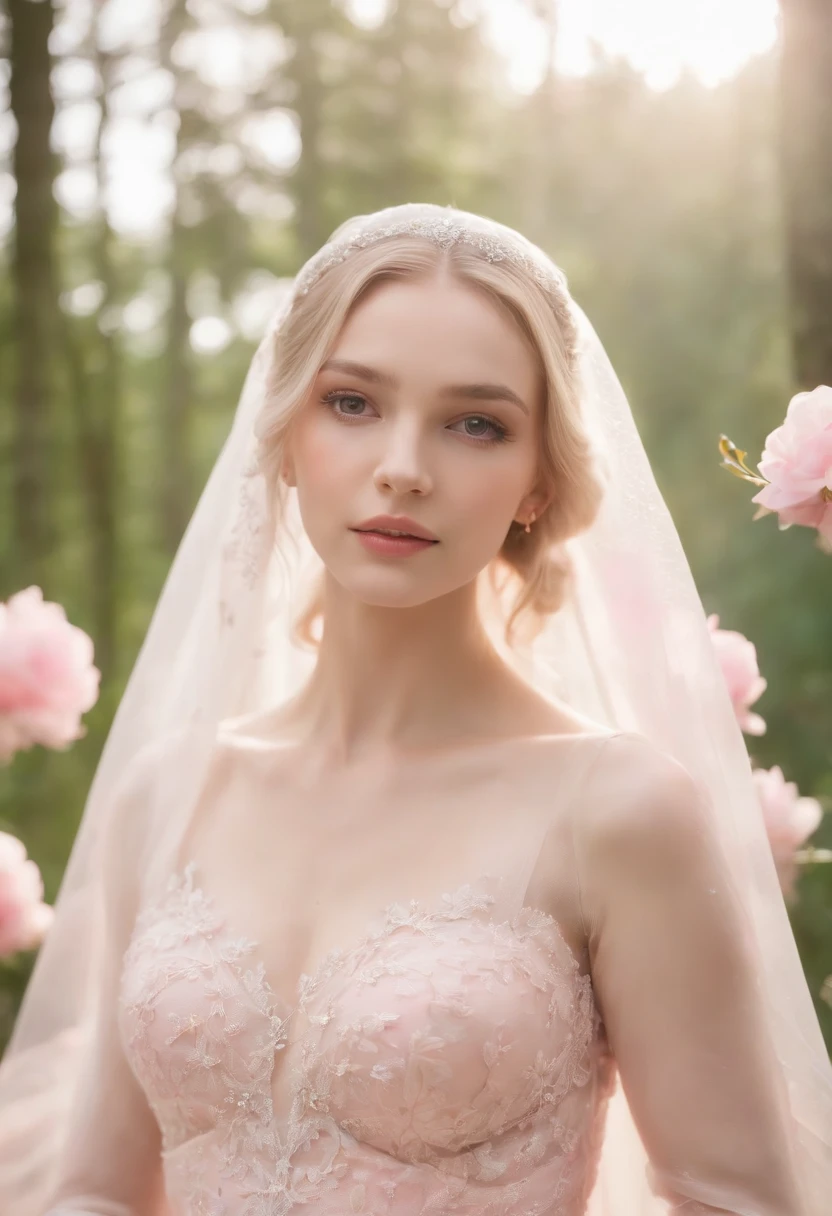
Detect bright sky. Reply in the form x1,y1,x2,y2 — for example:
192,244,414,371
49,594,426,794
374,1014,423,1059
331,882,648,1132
483,0,780,92
0,0,782,348
350,0,779,91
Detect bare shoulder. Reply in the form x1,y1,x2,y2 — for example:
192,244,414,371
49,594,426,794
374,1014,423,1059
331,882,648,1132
576,731,708,862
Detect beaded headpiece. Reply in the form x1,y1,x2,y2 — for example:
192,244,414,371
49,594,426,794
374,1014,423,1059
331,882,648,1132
294,203,570,300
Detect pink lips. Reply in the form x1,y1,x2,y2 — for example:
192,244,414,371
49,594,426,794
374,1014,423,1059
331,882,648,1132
353,515,438,542
353,531,437,557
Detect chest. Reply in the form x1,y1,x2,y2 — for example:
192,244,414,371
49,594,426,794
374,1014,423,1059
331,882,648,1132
118,861,603,1165
170,738,589,990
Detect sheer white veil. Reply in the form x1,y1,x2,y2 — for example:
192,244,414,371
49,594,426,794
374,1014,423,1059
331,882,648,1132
0,202,830,1215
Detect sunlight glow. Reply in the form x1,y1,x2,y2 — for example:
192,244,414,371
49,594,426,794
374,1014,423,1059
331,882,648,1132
190,316,233,354
25,0,782,241
344,0,388,30
483,0,780,93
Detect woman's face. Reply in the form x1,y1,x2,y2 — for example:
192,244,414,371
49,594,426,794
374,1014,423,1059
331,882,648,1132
284,272,549,608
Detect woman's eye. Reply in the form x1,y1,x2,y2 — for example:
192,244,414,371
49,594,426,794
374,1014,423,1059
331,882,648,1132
322,393,508,445
449,415,509,445
322,391,372,418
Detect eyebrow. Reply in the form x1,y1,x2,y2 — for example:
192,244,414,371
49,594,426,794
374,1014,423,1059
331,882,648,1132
319,358,529,416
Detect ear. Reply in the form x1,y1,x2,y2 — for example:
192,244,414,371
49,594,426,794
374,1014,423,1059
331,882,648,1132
280,448,297,488
516,486,554,525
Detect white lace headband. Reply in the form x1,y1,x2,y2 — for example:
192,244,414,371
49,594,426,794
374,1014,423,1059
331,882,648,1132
293,208,571,300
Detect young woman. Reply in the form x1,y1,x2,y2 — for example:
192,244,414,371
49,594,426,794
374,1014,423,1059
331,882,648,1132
1,204,830,1216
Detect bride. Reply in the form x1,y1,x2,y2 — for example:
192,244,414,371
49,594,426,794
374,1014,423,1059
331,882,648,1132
1,204,830,1216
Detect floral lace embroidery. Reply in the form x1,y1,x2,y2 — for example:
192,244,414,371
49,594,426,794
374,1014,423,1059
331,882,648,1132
119,863,615,1215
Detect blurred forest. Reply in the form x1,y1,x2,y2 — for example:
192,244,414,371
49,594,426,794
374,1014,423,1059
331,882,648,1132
1,0,831,1051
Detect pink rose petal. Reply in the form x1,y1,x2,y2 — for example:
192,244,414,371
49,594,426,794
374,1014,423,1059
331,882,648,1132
753,766,824,900
0,831,53,957
707,614,767,736
0,586,100,763
752,385,832,541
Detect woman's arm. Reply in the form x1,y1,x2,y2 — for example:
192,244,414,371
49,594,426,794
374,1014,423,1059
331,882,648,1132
575,732,804,1216
44,746,168,1216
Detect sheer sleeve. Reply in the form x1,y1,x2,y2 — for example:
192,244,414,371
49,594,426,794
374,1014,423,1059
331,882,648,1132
575,732,805,1216
42,746,167,1216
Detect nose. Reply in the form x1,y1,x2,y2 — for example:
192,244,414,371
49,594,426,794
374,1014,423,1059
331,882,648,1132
372,419,433,497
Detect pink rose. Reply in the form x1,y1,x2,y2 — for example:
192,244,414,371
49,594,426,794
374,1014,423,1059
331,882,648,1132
0,831,53,957
752,385,832,549
707,614,767,736
0,586,100,763
752,766,824,900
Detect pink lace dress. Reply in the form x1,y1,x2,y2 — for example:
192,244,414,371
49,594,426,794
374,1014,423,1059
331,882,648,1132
117,862,615,1216
42,730,805,1216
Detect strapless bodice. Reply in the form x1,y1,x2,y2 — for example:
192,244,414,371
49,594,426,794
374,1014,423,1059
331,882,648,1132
118,861,616,1215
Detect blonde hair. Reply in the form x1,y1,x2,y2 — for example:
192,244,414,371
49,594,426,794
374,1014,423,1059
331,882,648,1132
255,234,605,650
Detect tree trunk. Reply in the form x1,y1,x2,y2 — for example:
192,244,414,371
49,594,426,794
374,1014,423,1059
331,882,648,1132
283,1,328,261
779,0,832,388
159,0,194,555
85,42,121,671
526,0,562,247
8,0,58,584
160,233,192,555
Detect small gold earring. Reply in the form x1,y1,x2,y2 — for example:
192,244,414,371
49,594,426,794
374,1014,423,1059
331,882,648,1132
524,511,536,534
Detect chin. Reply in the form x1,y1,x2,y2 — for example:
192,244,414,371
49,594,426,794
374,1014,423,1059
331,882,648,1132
316,538,497,608
338,572,448,609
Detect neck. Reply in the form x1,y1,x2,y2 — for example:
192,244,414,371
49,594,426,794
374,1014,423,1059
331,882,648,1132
287,573,512,766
